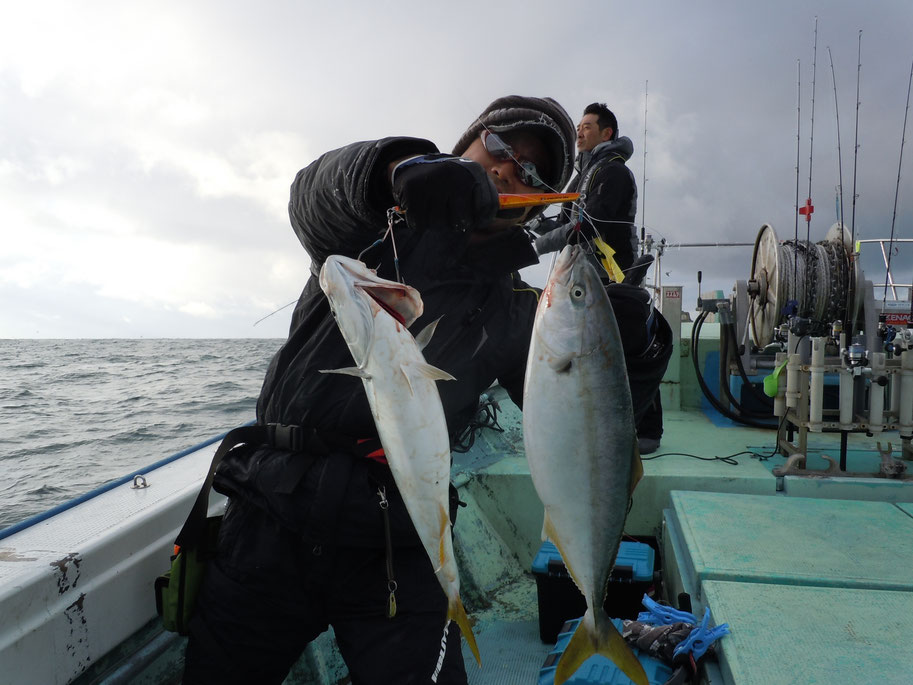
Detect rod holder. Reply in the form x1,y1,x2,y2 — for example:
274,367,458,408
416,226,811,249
809,338,825,431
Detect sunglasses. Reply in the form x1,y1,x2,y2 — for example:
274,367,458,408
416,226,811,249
481,130,548,190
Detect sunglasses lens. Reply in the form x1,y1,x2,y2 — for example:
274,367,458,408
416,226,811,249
519,162,547,189
483,131,547,188
483,131,512,159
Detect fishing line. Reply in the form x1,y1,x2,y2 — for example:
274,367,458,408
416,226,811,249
475,116,653,284
883,57,913,308
476,118,659,254
253,300,298,327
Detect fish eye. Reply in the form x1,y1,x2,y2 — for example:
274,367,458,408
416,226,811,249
571,284,586,300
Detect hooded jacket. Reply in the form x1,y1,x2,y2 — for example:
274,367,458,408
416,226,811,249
259,137,540,440
214,135,668,548
534,136,639,273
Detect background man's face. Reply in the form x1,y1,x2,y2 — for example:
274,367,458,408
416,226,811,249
576,113,612,152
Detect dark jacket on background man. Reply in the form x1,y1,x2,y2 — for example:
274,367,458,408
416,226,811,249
534,136,638,273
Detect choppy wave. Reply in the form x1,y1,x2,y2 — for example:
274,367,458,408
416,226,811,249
0,338,283,530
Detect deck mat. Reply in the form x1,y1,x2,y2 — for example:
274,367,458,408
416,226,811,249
703,579,913,685
896,501,913,518
668,490,913,593
462,619,551,684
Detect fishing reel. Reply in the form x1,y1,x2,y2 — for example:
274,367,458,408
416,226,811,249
843,335,869,368
885,327,913,355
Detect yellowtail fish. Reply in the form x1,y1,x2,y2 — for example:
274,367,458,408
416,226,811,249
522,244,646,685
318,254,481,666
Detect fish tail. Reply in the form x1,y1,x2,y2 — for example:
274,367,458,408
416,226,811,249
448,595,481,666
553,613,647,685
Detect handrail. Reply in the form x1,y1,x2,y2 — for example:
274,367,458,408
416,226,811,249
0,421,255,542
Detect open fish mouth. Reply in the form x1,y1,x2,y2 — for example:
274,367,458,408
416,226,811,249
355,281,421,327
320,255,424,328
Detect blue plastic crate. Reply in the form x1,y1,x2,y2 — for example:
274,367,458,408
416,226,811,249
538,618,672,685
532,541,654,583
532,541,655,643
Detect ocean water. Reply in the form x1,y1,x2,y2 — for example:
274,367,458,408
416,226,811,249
0,338,284,531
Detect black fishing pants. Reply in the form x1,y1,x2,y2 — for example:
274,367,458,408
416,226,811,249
182,498,468,685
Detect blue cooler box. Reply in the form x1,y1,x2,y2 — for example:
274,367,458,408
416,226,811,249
538,618,672,685
531,541,654,643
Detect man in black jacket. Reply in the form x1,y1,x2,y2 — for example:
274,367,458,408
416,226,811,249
182,96,580,685
182,95,671,684
533,102,638,274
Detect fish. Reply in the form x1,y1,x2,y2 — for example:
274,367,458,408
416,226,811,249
318,254,481,666
522,244,646,685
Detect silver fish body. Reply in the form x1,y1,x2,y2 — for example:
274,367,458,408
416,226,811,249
318,254,480,665
523,245,646,685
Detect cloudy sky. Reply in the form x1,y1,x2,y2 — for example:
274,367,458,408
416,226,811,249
2,1,912,339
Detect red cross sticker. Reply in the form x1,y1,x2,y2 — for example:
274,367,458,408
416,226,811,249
798,198,814,222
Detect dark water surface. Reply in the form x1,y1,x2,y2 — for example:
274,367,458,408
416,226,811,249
0,338,283,530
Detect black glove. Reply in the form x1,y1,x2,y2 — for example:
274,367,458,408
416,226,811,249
392,154,498,232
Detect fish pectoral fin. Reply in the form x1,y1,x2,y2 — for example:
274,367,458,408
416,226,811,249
548,354,574,373
414,316,444,351
449,597,481,667
410,361,456,383
319,366,371,379
555,614,647,685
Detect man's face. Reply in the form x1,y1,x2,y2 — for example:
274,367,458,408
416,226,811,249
576,113,612,152
461,130,550,230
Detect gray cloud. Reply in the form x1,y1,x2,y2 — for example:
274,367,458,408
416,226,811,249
1,1,911,338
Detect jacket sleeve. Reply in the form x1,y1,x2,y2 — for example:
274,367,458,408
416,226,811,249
534,219,573,255
287,137,439,272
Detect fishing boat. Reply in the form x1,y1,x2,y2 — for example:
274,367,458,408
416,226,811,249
1,224,912,685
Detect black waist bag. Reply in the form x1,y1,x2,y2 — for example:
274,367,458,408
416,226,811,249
154,425,264,634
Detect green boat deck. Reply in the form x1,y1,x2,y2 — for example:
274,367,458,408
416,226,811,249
446,384,913,685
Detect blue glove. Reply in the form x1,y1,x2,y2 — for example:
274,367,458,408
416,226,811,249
392,154,498,233
638,595,699,625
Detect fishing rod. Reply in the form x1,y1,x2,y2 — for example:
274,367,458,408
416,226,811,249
827,46,846,231
795,59,802,247
641,80,648,255
884,57,913,310
806,16,819,232
848,31,862,331
797,17,819,321
850,31,862,245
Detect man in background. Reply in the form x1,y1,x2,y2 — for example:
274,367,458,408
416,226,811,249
533,102,665,454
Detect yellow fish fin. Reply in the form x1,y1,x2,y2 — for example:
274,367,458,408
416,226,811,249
449,596,481,667
542,513,585,597
593,237,625,283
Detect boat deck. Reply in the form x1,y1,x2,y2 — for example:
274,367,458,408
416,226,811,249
449,389,913,685
5,380,912,684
